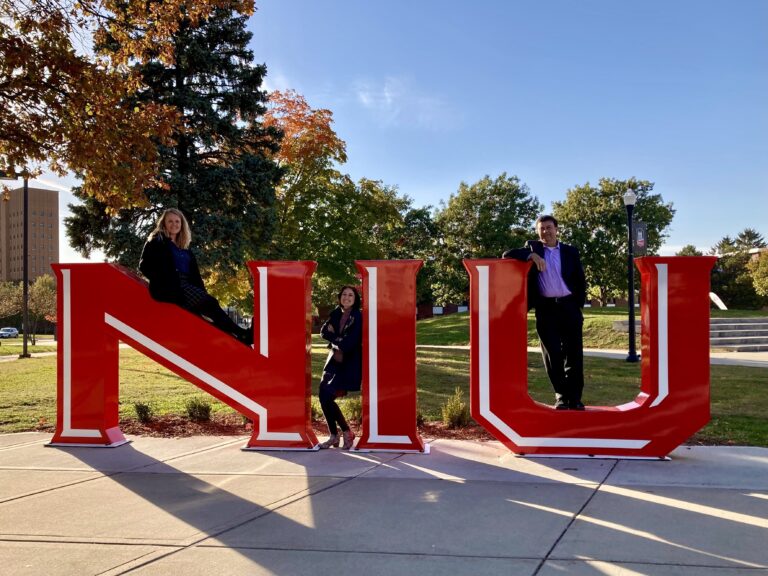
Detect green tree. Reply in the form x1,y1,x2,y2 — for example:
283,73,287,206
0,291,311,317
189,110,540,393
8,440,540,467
303,177,414,308
711,251,765,309
65,6,282,312
432,174,542,304
552,178,675,306
710,230,768,309
27,274,56,344
676,245,703,256
748,251,768,298
261,91,429,308
263,90,347,262
381,206,439,305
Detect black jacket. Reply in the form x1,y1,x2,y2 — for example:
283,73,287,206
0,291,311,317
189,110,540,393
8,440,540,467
502,240,587,310
320,306,363,392
138,236,204,304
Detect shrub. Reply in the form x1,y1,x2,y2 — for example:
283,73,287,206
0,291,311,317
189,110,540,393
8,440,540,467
441,387,471,429
340,395,362,422
185,397,212,422
310,396,324,420
133,402,153,423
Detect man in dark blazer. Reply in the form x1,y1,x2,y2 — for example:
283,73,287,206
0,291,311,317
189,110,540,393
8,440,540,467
503,215,587,410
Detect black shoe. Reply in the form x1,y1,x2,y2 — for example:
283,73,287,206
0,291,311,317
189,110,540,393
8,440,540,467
569,400,585,411
554,399,569,410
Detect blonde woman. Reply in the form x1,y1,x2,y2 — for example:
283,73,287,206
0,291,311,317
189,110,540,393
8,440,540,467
139,208,252,346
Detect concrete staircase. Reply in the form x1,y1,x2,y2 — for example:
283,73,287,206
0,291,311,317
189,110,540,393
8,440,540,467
710,317,768,352
613,317,768,352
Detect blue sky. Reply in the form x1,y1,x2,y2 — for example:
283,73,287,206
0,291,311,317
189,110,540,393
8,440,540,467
42,0,768,261
251,0,767,254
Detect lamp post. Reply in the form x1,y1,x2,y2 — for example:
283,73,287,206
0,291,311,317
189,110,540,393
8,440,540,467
0,169,31,358
623,188,639,363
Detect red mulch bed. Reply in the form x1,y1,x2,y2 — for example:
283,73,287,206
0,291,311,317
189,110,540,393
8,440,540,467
33,414,720,445
120,413,249,437
30,415,727,446
116,413,495,441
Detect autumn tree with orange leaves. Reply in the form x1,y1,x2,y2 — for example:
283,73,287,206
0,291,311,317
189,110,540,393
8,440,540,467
0,0,254,208
263,90,346,257
264,90,376,303
263,90,439,307
264,90,347,188
62,2,283,312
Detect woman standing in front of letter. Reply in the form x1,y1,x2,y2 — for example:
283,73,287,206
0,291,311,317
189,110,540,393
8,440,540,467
317,286,363,450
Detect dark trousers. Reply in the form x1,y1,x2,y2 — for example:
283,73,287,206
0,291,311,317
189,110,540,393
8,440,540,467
183,284,243,338
535,297,584,403
319,375,349,436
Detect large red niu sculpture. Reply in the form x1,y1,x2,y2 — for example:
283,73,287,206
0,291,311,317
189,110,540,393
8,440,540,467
49,260,425,452
50,256,715,458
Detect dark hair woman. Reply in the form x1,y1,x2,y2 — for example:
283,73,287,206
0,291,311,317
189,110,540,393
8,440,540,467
138,208,252,346
317,285,363,450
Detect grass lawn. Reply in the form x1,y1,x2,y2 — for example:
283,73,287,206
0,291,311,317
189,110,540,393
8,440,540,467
417,310,641,349
416,307,768,349
1,343,766,447
0,338,57,356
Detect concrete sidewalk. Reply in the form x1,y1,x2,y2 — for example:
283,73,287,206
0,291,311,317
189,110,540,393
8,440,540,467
418,345,768,368
5,342,768,368
581,347,768,368
1,433,766,575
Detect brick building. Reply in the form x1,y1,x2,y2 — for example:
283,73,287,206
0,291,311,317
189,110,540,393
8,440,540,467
0,187,59,282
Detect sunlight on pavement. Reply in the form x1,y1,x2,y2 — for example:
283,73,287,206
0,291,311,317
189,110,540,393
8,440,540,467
587,560,648,576
506,499,766,568
342,452,394,466
342,451,406,472
599,485,768,529
400,461,466,482
738,454,768,465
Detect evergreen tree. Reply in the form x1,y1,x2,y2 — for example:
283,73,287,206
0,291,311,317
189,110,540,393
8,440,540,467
676,244,703,256
65,6,282,307
735,228,767,250
710,236,736,256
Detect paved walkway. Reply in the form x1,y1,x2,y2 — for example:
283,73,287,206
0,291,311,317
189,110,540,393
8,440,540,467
4,342,768,368
1,433,766,575
581,347,768,368
418,345,768,368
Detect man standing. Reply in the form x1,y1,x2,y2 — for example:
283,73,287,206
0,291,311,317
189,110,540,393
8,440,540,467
503,215,587,410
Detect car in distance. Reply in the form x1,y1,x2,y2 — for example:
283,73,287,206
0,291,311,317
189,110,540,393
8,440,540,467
0,327,19,338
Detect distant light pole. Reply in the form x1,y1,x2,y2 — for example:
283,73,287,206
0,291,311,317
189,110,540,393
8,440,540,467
623,188,639,363
0,169,31,358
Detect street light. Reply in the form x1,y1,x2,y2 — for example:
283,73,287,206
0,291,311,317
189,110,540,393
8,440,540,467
623,188,639,363
0,168,31,359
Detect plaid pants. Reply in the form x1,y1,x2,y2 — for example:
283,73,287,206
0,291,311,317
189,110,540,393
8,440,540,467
180,282,209,311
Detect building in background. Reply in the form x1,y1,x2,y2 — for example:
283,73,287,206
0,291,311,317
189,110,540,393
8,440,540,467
0,187,59,282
